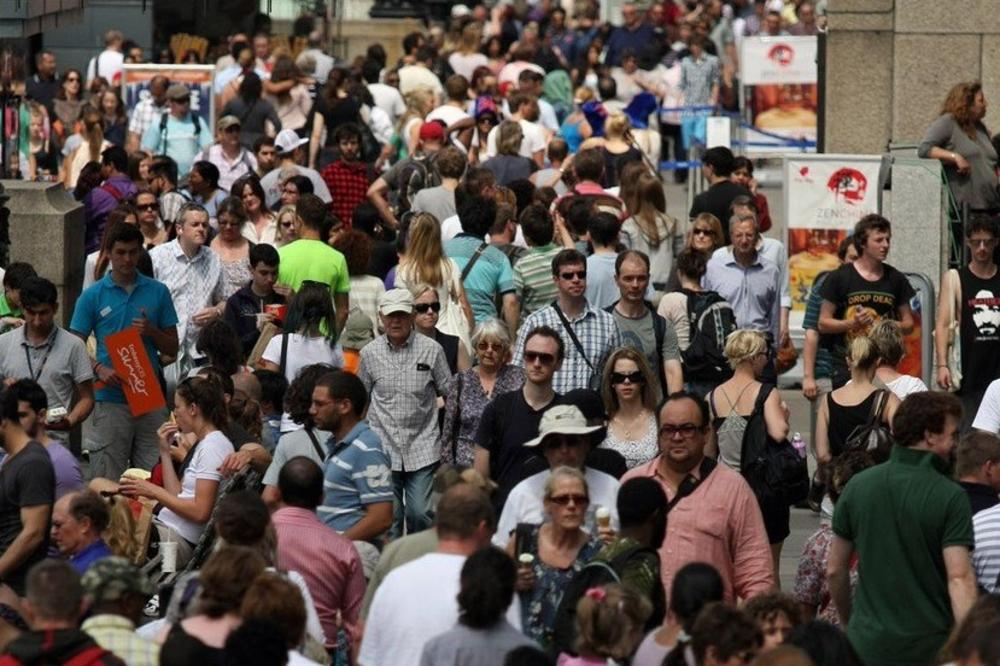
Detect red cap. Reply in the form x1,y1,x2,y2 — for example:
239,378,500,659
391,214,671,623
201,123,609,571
419,121,445,142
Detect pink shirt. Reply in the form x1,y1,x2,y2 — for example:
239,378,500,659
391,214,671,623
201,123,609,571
621,456,774,603
273,507,366,648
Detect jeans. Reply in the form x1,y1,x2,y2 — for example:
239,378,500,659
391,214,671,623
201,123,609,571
390,462,438,538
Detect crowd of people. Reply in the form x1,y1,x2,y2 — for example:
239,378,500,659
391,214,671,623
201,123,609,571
0,1,998,665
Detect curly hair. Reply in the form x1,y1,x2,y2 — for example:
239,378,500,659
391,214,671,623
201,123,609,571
941,81,986,138
332,229,373,277
285,363,337,426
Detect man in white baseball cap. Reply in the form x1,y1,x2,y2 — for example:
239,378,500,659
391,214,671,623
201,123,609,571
260,128,332,209
492,404,621,546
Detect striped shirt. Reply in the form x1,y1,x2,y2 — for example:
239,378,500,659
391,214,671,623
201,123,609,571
512,302,623,393
513,244,561,317
320,421,393,533
358,332,452,471
974,503,1000,592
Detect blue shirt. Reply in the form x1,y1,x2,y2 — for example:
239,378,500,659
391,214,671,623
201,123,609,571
69,539,112,574
319,421,393,534
140,113,212,178
703,248,782,343
69,272,179,404
444,234,515,324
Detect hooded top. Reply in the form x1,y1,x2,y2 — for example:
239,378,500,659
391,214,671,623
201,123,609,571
0,629,125,666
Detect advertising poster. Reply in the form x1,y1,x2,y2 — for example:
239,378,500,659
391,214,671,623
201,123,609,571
740,36,818,152
105,327,167,417
784,156,883,327
121,64,215,134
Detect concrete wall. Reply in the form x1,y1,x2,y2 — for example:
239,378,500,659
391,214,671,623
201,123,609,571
44,0,152,74
825,0,1000,153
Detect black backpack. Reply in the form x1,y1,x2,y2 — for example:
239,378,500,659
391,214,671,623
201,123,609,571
551,544,662,656
680,289,737,382
741,384,809,507
394,153,441,215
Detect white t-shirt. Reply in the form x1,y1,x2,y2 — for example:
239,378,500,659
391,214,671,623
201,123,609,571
359,553,522,666
485,119,547,160
262,333,344,431
426,104,469,128
974,378,1000,432
87,49,124,85
884,374,928,400
158,430,235,544
368,83,406,125
492,468,621,548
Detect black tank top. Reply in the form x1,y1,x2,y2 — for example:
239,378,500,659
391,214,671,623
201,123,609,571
958,266,1000,396
827,391,879,458
160,622,225,666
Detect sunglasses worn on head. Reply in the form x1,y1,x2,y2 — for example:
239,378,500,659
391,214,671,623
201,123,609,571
524,351,556,365
548,493,589,506
560,270,586,280
611,371,644,385
414,302,441,314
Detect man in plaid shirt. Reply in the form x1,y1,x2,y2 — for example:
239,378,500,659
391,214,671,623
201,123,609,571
126,75,168,152
322,123,373,226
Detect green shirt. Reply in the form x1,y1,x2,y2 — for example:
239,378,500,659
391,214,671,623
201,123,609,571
513,243,560,317
0,294,22,334
832,446,973,666
277,239,351,295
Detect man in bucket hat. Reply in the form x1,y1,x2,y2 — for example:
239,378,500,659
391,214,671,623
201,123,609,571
80,558,159,666
492,404,620,546
140,83,212,179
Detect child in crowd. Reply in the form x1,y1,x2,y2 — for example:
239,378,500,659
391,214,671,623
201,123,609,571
743,592,803,653
558,584,651,666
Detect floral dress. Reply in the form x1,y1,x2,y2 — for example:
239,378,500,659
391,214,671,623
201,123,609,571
219,254,253,300
517,524,603,652
792,523,858,626
599,413,658,469
439,364,525,467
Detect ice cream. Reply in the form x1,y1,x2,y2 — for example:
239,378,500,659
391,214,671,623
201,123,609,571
595,506,611,528
518,553,535,567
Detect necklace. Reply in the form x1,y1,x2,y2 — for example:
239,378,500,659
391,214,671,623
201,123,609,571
612,411,648,439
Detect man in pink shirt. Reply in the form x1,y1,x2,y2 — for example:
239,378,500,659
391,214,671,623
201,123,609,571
273,456,366,655
621,391,774,603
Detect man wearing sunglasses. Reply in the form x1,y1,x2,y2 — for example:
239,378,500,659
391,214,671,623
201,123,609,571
492,404,619,548
621,391,774,604
513,249,623,393
141,83,212,180
192,115,258,192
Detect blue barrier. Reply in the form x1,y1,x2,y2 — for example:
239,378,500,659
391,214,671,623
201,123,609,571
659,160,703,170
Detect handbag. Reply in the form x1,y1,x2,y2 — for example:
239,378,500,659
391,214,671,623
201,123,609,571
740,384,809,507
945,268,963,392
844,389,894,463
435,260,472,355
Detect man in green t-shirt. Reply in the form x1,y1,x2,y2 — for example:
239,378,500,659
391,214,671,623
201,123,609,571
277,194,350,334
0,262,38,333
829,391,977,666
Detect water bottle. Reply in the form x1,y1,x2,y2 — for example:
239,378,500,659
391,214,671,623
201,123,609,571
791,432,807,458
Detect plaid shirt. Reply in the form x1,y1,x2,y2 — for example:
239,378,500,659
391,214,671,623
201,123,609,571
127,97,168,139
81,614,159,666
512,302,623,393
357,331,451,471
322,159,371,226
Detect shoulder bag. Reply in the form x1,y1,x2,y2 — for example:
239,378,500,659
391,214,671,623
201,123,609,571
844,389,894,463
552,303,601,391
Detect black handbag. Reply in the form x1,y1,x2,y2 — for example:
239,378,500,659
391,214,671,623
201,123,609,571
741,385,810,507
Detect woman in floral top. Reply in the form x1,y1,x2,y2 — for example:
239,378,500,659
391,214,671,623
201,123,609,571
793,451,872,625
505,467,603,652
599,348,660,469
440,318,524,467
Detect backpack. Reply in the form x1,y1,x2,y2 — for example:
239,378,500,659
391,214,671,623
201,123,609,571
551,544,661,656
158,110,202,152
680,289,737,382
395,153,441,215
740,384,810,507
843,389,894,462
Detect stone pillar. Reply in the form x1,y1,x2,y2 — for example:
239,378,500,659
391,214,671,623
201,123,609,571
369,0,423,19
3,181,84,328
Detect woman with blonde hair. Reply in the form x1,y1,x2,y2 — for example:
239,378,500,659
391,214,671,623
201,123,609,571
449,23,489,80
560,584,652,665
591,113,644,188
558,87,595,154
410,282,471,375
274,204,299,247
706,329,790,573
482,120,536,186
599,347,660,469
621,169,682,293
394,212,474,351
61,106,110,189
868,319,927,399
396,86,435,159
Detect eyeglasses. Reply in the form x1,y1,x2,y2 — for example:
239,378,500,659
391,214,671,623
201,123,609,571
692,228,712,237
524,350,556,366
611,371,644,385
659,423,703,439
560,270,587,281
414,302,441,314
476,340,504,352
136,203,158,211
547,493,589,506
969,238,998,248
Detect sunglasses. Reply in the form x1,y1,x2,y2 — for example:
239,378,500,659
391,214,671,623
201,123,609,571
692,228,713,237
659,423,703,438
171,97,191,104
280,221,295,228
560,270,587,281
476,340,504,351
224,126,241,133
136,203,158,211
524,351,556,366
547,493,589,506
414,302,441,314
611,371,644,385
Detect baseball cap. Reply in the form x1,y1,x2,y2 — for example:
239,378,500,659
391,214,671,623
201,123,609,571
379,288,414,315
217,115,242,131
81,556,156,603
342,311,376,349
166,83,190,101
418,121,445,143
275,128,309,155
523,405,602,448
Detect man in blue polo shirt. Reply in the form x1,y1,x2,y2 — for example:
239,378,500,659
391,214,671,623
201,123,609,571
310,370,392,574
70,224,178,480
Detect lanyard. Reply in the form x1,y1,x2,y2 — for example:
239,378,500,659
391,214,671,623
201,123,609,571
24,329,57,382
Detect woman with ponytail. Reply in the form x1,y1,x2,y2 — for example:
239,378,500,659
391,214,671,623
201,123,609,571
557,584,651,665
419,547,534,666
61,106,110,188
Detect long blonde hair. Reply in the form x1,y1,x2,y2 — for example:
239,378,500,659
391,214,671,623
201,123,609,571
400,212,449,287
104,495,142,564
398,87,435,136
623,169,672,248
